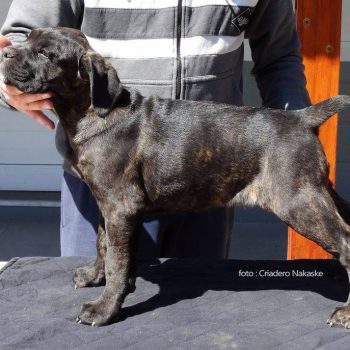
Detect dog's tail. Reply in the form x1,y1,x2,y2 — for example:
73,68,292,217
301,95,350,129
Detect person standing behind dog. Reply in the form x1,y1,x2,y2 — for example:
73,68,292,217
0,0,310,258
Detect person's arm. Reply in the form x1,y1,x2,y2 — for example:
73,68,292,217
245,0,311,110
1,0,84,42
0,0,84,129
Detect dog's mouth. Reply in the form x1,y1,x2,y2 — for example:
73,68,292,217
0,61,18,85
0,61,43,93
0,61,9,85
0,42,41,90
4,69,30,83
0,73,7,86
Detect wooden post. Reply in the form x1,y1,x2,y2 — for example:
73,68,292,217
287,0,342,259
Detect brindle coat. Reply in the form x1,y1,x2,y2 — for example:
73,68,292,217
1,27,350,327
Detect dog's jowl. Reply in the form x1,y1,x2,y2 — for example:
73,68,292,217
1,27,350,327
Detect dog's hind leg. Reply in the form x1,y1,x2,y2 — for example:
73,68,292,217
73,213,107,288
272,186,350,328
328,184,350,227
324,186,350,328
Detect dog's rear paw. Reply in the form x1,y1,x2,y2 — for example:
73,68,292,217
328,305,350,328
73,265,105,288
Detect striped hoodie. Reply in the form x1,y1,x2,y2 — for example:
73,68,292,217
1,0,310,168
1,0,309,106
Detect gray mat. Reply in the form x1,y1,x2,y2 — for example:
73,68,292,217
1,257,350,350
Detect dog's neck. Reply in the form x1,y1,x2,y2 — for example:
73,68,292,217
52,81,91,134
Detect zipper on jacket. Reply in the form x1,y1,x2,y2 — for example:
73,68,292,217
175,0,182,99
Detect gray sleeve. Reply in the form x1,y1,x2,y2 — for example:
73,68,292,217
1,0,84,41
245,0,311,110
0,0,84,109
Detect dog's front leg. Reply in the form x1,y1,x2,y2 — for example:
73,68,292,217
76,210,138,326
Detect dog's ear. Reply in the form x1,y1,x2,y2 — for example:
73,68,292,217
78,51,123,117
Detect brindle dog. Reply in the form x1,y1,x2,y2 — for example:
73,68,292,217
1,27,350,327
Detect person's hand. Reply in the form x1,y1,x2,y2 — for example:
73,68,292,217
0,35,55,130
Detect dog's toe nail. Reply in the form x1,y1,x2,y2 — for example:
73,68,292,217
327,319,334,327
92,322,96,327
74,284,78,289
76,317,81,324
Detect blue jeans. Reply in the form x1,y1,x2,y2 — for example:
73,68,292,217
60,171,233,258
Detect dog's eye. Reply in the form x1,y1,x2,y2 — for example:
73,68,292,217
38,49,49,59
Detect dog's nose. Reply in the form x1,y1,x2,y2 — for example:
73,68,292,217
2,47,17,59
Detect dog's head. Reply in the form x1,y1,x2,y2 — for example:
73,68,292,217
0,27,124,117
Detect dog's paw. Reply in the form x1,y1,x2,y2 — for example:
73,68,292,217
327,305,350,328
76,300,120,327
73,265,105,289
